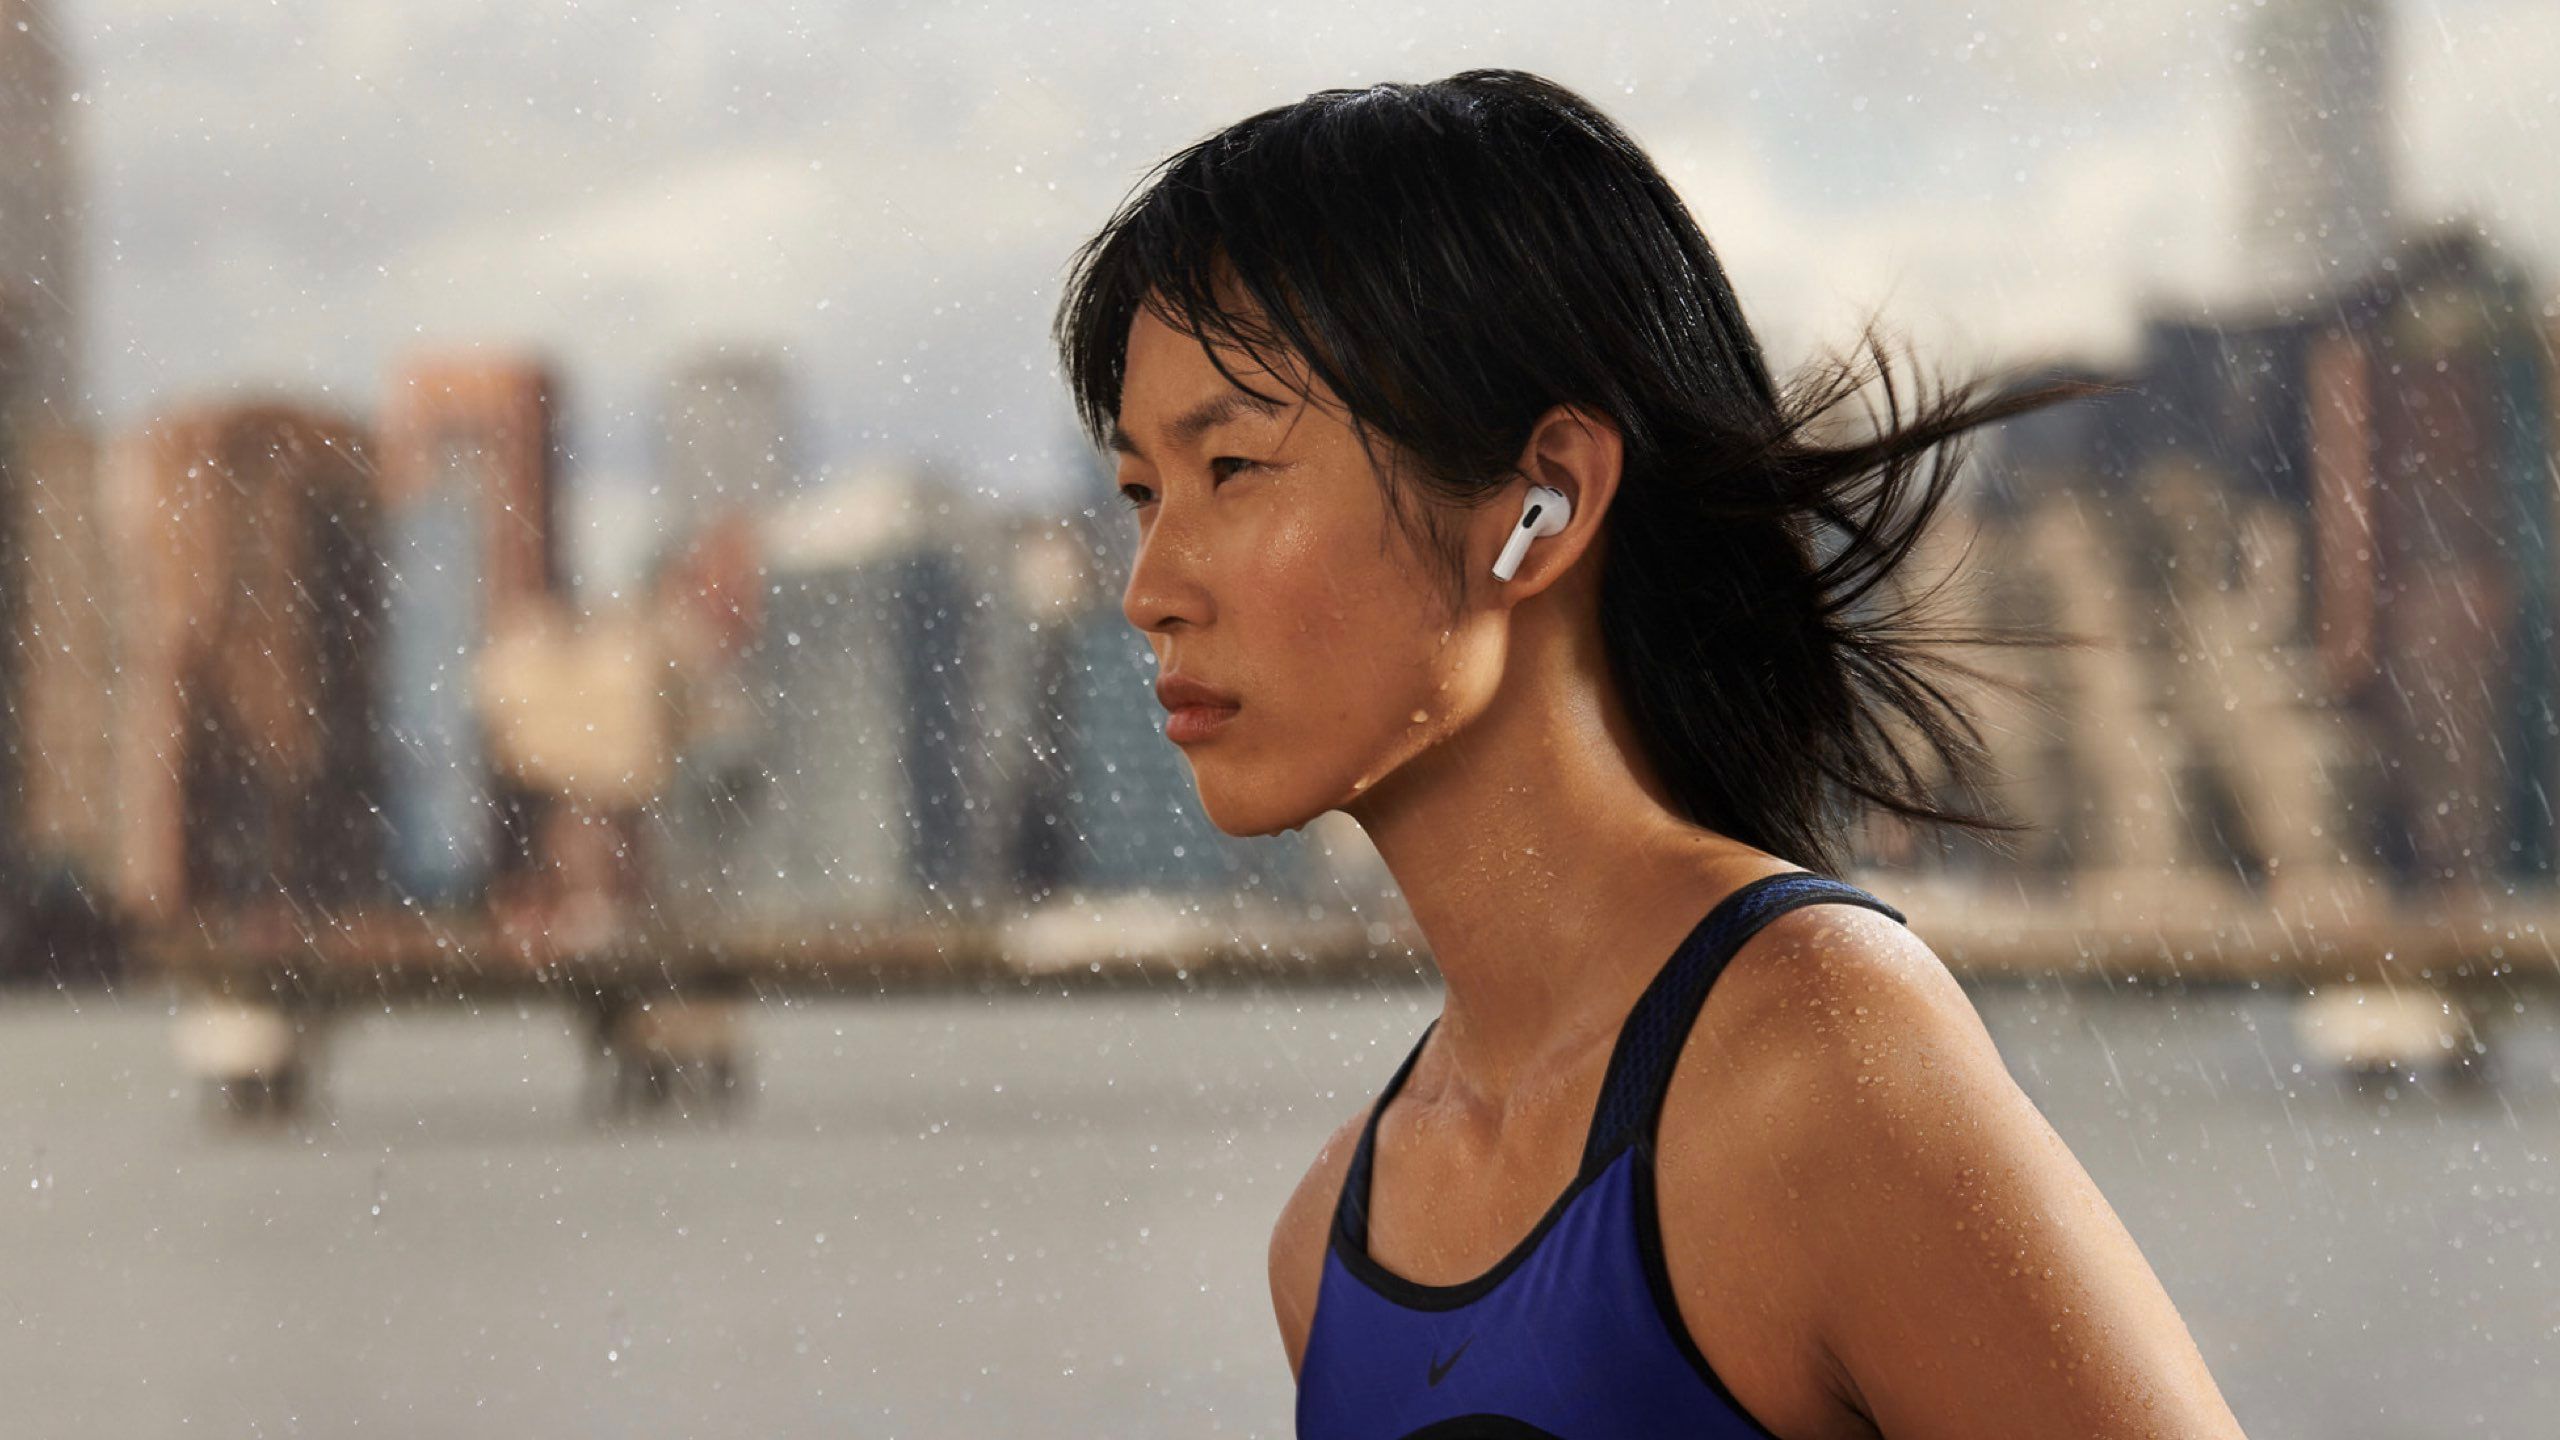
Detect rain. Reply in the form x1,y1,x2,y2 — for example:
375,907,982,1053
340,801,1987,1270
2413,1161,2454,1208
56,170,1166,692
0,0,2554,1435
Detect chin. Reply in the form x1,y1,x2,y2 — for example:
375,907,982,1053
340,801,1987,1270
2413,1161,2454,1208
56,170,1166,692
1179,751,1330,837
1190,780,1323,839
1186,743,1395,839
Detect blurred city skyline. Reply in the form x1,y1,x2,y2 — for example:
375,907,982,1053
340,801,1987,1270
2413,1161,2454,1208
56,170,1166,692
6,0,2557,951
24,0,2558,591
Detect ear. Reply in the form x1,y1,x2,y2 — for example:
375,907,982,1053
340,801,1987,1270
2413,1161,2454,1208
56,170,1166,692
1482,402,1621,602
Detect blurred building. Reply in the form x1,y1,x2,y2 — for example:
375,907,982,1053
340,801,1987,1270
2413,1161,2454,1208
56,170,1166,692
1952,345,2354,904
672,456,1026,928
1936,0,2543,916
2305,224,2558,891
3,420,114,921
630,349,805,926
635,506,765,931
1959,219,2556,912
2237,0,2397,306
657,348,799,539
993,507,1088,903
102,404,383,928
0,0,81,440
373,354,565,907
0,0,120,977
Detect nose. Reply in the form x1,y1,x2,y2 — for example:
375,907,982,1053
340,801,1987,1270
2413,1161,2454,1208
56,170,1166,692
1119,509,1217,637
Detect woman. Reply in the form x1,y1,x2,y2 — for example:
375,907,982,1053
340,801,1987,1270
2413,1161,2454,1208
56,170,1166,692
1052,69,2248,1440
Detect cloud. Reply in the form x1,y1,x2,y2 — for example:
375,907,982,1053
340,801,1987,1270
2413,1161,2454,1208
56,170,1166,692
46,0,2560,519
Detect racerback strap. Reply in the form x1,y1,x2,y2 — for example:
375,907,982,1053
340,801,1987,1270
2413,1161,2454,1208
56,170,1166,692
1577,870,1906,1174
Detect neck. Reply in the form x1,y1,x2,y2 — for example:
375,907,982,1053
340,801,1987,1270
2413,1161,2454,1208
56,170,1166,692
1342,606,1793,1105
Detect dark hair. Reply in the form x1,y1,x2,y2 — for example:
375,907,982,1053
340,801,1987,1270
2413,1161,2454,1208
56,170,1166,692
1052,68,2106,877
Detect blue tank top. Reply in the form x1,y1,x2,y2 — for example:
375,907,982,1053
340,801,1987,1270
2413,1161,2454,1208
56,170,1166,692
1295,869,1910,1439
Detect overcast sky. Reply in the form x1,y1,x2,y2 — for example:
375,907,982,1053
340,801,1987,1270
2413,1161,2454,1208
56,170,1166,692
41,0,2560,590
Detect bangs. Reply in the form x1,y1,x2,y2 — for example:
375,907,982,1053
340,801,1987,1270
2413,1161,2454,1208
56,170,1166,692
1053,151,1340,453
1050,82,1488,467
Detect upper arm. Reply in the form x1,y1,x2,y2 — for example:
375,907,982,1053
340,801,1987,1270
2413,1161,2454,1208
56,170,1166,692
1269,1107,1368,1385
1763,912,2249,1440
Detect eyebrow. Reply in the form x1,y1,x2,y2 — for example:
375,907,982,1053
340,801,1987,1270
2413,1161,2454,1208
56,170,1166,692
1108,389,1288,458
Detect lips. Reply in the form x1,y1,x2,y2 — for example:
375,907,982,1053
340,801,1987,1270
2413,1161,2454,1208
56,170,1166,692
1163,703,1238,744
1154,673,1241,711
1155,673,1241,745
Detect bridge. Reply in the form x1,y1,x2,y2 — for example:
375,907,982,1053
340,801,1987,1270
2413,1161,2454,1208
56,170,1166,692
139,867,2558,1123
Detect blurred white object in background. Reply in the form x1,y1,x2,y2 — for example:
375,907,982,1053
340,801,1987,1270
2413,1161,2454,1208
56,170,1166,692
173,999,333,1120
2290,985,2473,1078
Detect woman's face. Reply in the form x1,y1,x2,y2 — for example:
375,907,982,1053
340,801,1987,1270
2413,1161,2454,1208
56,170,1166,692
1113,301,1512,837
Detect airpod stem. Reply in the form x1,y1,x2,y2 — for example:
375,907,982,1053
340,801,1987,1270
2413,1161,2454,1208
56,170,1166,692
1492,485,1569,581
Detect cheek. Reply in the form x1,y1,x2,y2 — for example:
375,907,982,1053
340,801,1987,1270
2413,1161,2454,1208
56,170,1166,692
1239,519,1448,728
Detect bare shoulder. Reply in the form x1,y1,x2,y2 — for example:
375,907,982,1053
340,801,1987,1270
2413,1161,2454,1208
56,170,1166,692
1666,901,2249,1439
1645,900,1980,1436
1695,899,2006,1134
1268,1102,1370,1385
1697,898,1976,1069
1654,899,1989,1230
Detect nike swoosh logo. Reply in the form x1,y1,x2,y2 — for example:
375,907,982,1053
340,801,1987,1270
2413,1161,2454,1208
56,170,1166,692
1426,1334,1475,1386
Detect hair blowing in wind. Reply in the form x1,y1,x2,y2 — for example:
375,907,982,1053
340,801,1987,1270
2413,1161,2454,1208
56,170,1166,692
1055,68,2108,876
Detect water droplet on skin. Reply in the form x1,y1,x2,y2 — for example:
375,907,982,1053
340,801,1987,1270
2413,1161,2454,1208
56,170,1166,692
1410,709,1430,724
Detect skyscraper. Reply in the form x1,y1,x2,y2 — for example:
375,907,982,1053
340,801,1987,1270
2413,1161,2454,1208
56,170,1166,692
0,0,116,936
373,354,564,906
709,456,1023,927
2238,0,2397,305
0,0,80,436
105,404,382,926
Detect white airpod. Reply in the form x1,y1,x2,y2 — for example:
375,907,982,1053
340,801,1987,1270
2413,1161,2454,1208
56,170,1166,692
1490,484,1571,582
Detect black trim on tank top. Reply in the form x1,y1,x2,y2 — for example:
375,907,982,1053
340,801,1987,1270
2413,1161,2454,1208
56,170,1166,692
1333,1015,1435,1263
1630,1134,1791,1440
1613,874,1909,1164
1331,869,1804,1270
1330,1140,1634,1311
1624,881,1911,1440
1578,871,1818,1172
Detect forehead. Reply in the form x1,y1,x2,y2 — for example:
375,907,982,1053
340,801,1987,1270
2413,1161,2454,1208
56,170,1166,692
1124,302,1303,395
1112,304,1320,456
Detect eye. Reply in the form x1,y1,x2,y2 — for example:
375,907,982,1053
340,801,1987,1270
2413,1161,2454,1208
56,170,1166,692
1118,459,1256,511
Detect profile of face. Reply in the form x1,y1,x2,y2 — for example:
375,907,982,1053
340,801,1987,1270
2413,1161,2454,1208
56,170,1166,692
1113,300,1561,838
